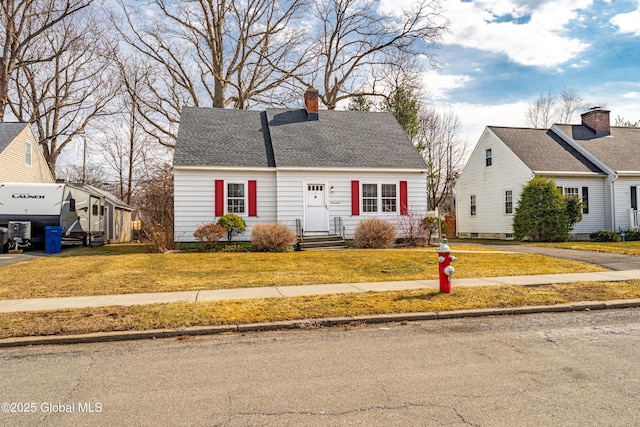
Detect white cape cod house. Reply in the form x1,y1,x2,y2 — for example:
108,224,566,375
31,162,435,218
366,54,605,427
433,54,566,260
173,88,428,243
456,108,640,240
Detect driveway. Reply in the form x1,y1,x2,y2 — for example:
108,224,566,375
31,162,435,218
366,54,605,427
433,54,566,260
476,243,640,270
0,250,48,268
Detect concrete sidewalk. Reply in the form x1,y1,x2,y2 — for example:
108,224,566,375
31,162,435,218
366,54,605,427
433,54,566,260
2,269,640,313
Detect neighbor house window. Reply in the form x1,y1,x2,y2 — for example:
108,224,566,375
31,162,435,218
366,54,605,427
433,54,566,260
563,187,579,198
485,148,492,167
505,190,513,214
470,195,476,216
227,183,245,214
560,186,587,214
361,183,398,213
25,141,32,166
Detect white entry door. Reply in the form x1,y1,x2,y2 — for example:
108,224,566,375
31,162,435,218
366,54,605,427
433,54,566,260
305,183,328,232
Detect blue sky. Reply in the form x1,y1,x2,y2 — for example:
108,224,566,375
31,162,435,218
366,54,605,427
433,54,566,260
411,0,640,151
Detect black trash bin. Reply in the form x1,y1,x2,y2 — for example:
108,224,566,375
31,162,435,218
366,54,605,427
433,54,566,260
44,226,63,254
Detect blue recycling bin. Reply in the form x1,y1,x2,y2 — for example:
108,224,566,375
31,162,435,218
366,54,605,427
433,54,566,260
45,226,62,254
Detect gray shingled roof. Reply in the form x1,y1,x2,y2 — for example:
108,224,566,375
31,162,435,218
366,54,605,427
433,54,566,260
174,106,426,169
489,126,604,174
265,108,426,168
0,122,28,153
555,124,640,172
174,107,274,167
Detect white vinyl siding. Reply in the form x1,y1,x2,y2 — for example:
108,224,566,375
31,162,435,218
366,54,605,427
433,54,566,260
174,169,276,242
612,177,640,230
175,168,427,242
276,169,426,239
456,129,534,238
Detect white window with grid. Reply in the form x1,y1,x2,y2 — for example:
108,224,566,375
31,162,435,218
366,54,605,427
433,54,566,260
227,183,245,214
362,184,378,213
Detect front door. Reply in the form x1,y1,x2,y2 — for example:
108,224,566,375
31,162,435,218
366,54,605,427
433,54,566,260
305,184,328,232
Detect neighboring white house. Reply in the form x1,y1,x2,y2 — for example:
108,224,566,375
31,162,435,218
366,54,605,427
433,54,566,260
456,108,640,240
173,88,428,242
0,122,54,183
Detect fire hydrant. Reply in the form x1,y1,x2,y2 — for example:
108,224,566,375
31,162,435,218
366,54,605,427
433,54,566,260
437,238,457,293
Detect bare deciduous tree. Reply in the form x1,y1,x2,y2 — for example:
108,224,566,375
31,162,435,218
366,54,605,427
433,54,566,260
10,12,118,178
303,0,448,110
615,115,640,127
525,88,587,127
93,54,168,204
0,0,94,121
113,0,311,146
416,108,465,212
557,88,584,124
525,90,557,128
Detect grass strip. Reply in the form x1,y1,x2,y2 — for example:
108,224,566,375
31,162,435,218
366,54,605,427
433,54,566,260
2,280,640,339
532,241,640,255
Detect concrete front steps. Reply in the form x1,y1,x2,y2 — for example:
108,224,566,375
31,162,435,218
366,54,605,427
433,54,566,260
298,234,346,250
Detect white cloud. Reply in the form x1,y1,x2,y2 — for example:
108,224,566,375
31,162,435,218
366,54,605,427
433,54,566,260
422,70,472,101
570,59,591,68
611,7,640,36
442,0,592,67
622,91,640,99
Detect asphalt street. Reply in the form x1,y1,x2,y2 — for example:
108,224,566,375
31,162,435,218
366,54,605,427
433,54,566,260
1,309,640,426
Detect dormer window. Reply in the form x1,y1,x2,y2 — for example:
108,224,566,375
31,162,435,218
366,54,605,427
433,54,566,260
485,148,492,167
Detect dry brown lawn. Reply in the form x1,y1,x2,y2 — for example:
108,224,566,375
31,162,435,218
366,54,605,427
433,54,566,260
0,244,606,300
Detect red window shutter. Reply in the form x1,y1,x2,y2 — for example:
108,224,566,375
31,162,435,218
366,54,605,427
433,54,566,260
248,180,257,217
400,181,408,215
351,180,360,216
215,180,224,217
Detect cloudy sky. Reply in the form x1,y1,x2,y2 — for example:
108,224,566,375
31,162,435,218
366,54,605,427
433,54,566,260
420,0,640,152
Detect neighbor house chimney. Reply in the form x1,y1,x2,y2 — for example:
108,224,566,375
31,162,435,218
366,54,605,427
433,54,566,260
581,107,610,136
304,87,319,121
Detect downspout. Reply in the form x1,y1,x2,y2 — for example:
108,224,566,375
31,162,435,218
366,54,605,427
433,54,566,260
609,172,618,231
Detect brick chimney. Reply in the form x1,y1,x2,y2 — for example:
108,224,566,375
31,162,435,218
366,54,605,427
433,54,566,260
581,108,610,136
304,87,319,121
